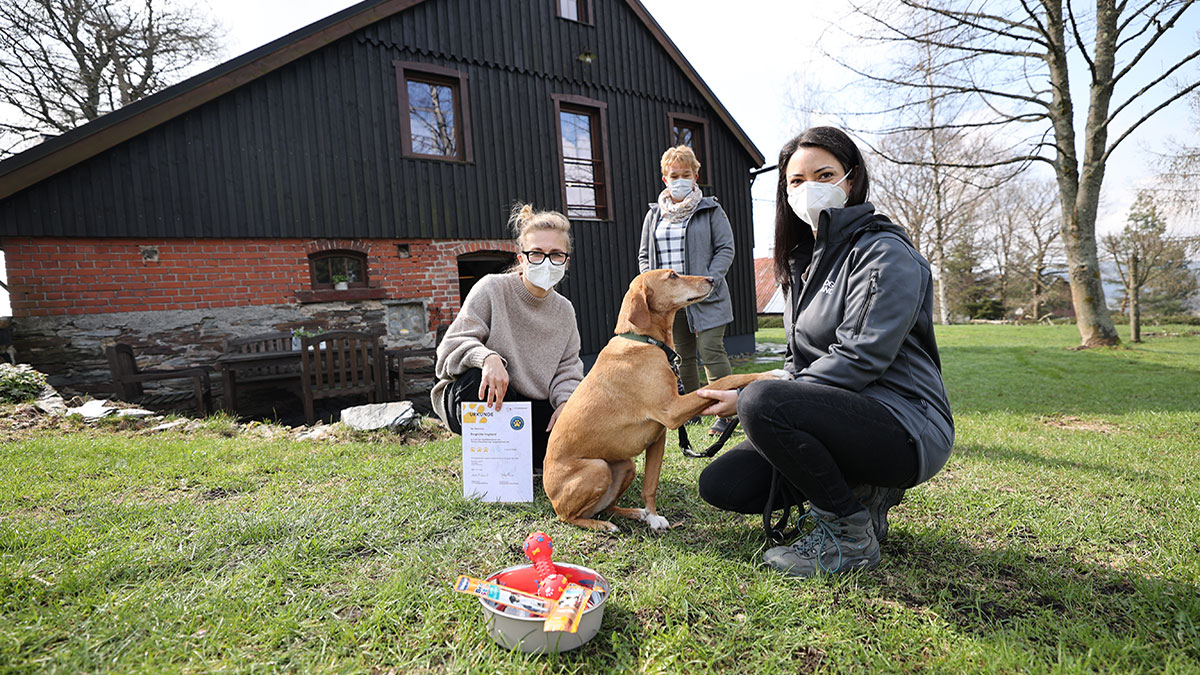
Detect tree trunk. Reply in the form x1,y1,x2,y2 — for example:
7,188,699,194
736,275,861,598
1130,253,1140,343
1045,1,1119,347
1032,262,1044,320
935,244,949,325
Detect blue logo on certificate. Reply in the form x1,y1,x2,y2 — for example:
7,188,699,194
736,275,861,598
510,417,525,430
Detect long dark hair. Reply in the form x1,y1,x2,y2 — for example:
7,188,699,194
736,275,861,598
772,127,871,290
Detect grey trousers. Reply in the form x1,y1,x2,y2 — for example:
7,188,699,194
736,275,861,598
672,311,732,393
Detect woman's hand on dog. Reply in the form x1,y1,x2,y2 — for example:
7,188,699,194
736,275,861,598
479,353,509,410
547,406,564,432
695,388,738,418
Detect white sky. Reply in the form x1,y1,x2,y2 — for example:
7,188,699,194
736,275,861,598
202,0,1198,252
0,0,1195,316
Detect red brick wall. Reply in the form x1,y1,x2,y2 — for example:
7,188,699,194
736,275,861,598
2,237,517,325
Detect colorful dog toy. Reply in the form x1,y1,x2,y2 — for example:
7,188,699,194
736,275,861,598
523,531,569,600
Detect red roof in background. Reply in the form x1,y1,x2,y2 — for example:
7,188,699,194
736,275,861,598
754,257,779,313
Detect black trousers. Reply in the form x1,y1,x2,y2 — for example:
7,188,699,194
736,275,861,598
698,379,919,518
443,368,555,470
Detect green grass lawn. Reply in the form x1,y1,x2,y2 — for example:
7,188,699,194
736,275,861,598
3,324,1199,673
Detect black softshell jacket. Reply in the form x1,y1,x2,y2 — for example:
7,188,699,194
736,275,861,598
783,202,954,485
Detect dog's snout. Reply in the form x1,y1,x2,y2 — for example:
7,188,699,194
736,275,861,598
705,277,715,286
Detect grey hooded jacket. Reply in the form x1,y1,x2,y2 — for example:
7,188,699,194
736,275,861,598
637,196,735,333
783,202,954,486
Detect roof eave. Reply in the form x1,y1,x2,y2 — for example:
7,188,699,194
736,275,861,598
0,0,423,201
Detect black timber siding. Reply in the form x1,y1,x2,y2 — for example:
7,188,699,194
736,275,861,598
0,0,760,354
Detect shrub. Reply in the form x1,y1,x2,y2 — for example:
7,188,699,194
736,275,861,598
1144,314,1200,326
965,299,1006,320
0,363,48,403
757,315,784,329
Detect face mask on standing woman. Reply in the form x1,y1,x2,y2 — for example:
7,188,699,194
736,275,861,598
668,178,694,201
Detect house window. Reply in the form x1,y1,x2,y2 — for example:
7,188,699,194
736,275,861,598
669,113,711,184
457,251,517,302
394,61,473,162
554,95,611,220
309,251,368,289
557,0,592,23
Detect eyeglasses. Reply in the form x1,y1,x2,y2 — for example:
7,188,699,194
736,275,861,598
522,250,570,266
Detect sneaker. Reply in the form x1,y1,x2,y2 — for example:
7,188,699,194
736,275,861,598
762,505,880,577
852,484,905,543
708,416,736,436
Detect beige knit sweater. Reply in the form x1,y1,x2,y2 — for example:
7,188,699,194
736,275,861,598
430,272,583,427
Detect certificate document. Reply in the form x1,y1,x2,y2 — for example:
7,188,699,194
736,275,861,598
461,401,533,502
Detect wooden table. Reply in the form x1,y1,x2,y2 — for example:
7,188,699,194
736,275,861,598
213,350,302,413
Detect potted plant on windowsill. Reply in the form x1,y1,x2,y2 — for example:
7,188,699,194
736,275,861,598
332,274,350,291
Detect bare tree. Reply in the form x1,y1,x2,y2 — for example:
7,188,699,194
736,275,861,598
870,124,994,324
828,0,1200,347
1153,90,1200,218
0,0,223,156
981,176,1064,319
1102,192,1197,342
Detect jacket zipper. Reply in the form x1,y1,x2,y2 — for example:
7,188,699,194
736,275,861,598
854,270,880,337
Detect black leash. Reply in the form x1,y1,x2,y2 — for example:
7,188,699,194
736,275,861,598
678,416,739,458
762,468,805,543
616,332,740,459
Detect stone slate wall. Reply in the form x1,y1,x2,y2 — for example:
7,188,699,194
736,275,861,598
3,235,518,397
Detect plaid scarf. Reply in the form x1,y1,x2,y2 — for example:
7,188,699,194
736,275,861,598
657,185,702,223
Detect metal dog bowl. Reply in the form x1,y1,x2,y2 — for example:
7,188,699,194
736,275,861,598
478,562,610,654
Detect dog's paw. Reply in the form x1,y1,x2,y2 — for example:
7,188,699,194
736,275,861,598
646,514,670,531
763,369,792,381
602,521,619,533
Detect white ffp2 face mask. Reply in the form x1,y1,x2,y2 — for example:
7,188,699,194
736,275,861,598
787,169,853,227
667,178,694,201
524,258,565,291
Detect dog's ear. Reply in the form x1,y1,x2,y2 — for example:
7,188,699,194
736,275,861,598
618,278,653,331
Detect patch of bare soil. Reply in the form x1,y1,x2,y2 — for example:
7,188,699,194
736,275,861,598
1040,415,1121,434
0,399,453,446
0,403,84,442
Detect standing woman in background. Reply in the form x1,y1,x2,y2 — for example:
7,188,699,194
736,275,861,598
431,204,584,472
638,145,737,437
694,127,954,578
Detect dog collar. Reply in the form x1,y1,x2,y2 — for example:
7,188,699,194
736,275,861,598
616,332,682,371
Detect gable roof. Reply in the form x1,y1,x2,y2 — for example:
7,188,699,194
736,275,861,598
754,256,784,314
0,0,763,201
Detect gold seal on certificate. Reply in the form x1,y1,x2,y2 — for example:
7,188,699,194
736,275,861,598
461,401,533,502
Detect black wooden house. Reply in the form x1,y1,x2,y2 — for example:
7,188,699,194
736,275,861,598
0,0,764,397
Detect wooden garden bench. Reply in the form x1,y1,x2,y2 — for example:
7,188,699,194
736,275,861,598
217,331,303,413
105,343,213,415
385,324,447,404
299,330,385,425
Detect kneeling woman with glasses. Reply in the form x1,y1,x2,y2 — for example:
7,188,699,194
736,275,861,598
432,203,584,472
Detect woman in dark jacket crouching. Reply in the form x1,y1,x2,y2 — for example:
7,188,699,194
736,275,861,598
695,127,953,578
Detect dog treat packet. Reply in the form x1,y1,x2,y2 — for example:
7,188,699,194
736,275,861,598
542,583,592,633
452,575,552,617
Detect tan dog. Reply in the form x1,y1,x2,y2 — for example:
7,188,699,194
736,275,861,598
543,269,789,532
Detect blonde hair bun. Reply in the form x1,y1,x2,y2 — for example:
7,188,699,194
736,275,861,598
508,203,573,251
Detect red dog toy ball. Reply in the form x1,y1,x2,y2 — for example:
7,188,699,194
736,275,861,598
523,531,569,599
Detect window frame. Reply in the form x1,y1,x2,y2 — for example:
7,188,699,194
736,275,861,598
393,60,474,163
668,112,712,186
553,93,613,221
308,250,369,290
556,0,593,24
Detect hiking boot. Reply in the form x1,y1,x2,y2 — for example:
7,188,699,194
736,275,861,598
708,416,736,436
762,505,879,578
852,484,905,543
